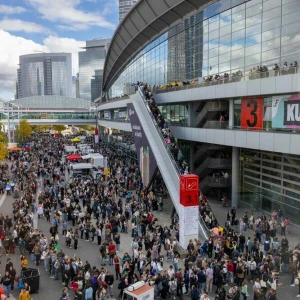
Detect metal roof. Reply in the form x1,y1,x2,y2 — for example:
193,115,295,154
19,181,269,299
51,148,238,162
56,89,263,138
103,0,213,90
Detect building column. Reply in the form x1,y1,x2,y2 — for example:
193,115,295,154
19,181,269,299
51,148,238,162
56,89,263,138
232,146,239,208
229,99,234,129
188,103,196,127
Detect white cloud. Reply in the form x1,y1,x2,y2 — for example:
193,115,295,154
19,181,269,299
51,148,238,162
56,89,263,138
0,30,84,99
26,0,116,31
0,5,27,14
0,18,49,33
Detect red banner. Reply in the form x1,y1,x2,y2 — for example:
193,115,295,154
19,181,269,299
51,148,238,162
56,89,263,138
241,97,264,129
180,174,199,207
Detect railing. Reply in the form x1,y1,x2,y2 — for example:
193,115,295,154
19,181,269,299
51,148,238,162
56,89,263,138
137,86,181,175
203,120,229,129
98,117,130,123
96,95,130,106
154,68,300,94
194,101,228,127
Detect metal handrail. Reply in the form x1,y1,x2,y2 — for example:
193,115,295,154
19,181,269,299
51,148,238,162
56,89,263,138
154,67,300,94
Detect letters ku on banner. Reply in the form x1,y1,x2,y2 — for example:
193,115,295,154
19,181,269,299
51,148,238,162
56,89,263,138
241,97,264,129
180,174,199,207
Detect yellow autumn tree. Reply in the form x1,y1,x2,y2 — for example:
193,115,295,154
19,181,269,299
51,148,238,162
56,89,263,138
17,120,32,143
52,125,67,132
0,122,8,160
31,125,49,132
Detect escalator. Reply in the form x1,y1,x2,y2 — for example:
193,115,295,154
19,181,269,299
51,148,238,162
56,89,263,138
131,87,210,239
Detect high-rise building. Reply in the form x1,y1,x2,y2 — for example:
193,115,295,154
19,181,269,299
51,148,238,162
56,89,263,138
119,0,137,22
16,53,72,99
78,39,110,102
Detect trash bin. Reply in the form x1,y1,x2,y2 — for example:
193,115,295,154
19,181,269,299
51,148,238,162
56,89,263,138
21,268,40,293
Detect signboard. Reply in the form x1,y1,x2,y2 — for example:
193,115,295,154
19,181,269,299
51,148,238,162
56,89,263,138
94,128,99,143
272,94,300,129
184,206,199,235
180,174,199,207
127,103,157,186
241,97,264,129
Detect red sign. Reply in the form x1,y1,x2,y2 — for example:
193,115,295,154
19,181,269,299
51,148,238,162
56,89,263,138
180,174,199,207
241,97,264,129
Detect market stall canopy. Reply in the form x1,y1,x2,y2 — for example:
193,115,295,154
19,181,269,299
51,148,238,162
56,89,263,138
71,137,81,142
66,153,82,161
8,147,22,151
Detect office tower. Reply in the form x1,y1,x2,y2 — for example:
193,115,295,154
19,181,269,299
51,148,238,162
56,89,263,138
16,53,72,99
119,0,137,22
78,39,110,102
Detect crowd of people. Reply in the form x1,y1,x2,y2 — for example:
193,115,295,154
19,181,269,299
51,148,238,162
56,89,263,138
0,130,299,300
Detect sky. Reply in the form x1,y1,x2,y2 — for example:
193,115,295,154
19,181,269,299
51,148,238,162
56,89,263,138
0,0,119,100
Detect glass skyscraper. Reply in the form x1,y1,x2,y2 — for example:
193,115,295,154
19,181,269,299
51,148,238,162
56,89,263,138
17,53,72,99
78,39,110,102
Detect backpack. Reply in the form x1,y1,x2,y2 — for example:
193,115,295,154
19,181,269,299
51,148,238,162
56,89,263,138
158,281,163,291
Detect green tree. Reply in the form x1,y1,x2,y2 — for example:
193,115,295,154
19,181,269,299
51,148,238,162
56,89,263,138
52,125,67,132
17,120,32,143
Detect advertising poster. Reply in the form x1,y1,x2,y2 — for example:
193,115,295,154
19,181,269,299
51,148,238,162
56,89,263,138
272,94,300,129
241,97,264,129
127,103,157,186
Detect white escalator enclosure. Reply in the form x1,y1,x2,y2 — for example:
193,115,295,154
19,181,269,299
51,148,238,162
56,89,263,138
131,88,209,245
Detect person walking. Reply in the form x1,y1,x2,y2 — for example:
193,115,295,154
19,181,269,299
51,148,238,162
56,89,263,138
241,279,249,300
1,271,11,298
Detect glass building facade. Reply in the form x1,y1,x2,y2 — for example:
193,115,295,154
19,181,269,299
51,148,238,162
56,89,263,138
17,53,72,99
78,39,109,101
240,149,300,223
108,0,300,99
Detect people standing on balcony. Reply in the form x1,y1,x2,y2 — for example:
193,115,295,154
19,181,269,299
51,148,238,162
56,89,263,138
273,64,280,76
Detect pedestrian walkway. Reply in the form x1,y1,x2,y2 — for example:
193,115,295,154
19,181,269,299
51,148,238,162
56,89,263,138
208,197,300,248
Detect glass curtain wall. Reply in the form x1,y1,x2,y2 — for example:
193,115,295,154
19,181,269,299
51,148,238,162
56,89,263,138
109,0,300,99
240,149,300,224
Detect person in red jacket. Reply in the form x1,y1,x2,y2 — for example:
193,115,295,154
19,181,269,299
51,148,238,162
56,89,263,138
108,242,116,266
227,260,235,285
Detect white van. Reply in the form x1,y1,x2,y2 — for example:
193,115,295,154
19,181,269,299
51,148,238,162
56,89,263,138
70,163,103,179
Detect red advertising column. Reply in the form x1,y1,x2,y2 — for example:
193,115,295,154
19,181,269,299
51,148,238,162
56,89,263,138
179,174,199,249
94,128,99,144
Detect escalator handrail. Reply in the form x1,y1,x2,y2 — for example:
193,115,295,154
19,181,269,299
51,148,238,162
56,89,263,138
137,87,181,175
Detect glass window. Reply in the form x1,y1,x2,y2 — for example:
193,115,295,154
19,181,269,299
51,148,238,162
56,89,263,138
246,24,261,37
282,21,300,36
262,28,281,42
232,29,245,41
232,38,245,50
232,10,245,23
283,1,300,15
282,11,300,26
202,51,208,60
246,14,262,27
220,25,231,36
220,11,231,25
246,4,263,18
219,62,230,73
219,42,231,54
263,0,282,11
282,32,300,47
209,30,219,40
262,48,280,64
231,2,245,13
262,37,280,51
219,33,231,44
219,52,231,63
246,0,262,8
245,53,261,65
209,56,218,65
232,48,245,60
282,42,300,56
209,48,219,58
232,19,245,32
262,17,281,32
246,34,261,46
263,7,281,22
209,20,219,32
209,39,219,49
209,64,218,74
231,57,244,69
283,0,298,4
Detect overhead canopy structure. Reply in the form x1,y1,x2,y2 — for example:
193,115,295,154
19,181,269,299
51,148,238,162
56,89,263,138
8,147,22,151
103,0,212,90
67,153,82,161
